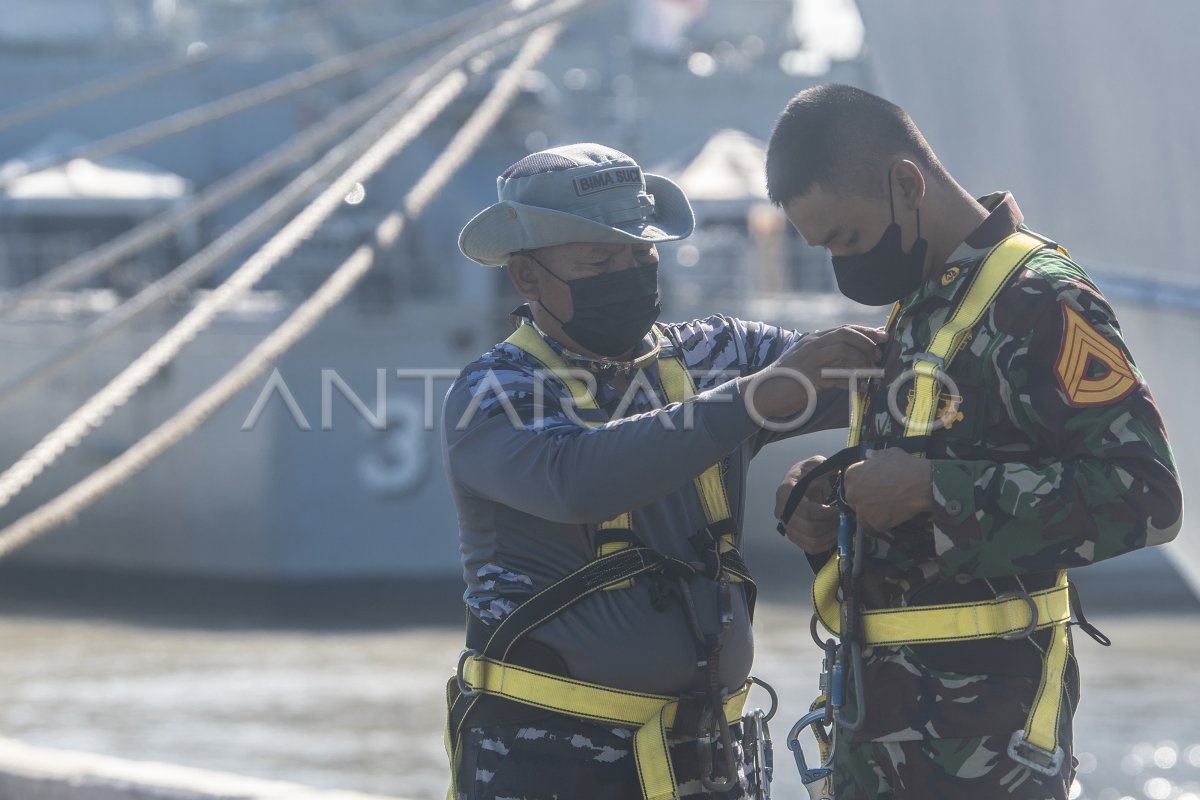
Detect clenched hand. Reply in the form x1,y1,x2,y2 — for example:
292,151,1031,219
843,448,933,532
774,455,840,554
743,325,887,420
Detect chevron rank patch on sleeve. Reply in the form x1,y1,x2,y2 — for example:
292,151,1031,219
1054,302,1138,406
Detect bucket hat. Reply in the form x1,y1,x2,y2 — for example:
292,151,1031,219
458,143,694,266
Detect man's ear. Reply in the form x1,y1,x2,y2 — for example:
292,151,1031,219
892,159,926,211
506,253,540,301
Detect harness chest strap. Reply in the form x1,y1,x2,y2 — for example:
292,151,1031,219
848,231,1051,447
836,231,1073,770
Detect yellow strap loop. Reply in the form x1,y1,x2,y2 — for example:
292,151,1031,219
847,389,867,449
1025,616,1070,753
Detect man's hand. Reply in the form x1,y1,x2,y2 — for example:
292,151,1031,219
774,455,840,554
842,448,933,532
744,325,888,420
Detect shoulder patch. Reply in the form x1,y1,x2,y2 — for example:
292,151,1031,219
1055,303,1137,407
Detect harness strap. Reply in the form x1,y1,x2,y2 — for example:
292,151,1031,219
504,323,734,532
905,233,1046,439
812,557,1071,645
444,542,749,800
446,546,679,800
778,444,864,528
845,302,904,450
1020,614,1070,763
659,353,734,525
456,656,751,800
478,546,671,662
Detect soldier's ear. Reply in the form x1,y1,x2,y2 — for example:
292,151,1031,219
891,159,926,212
506,253,541,302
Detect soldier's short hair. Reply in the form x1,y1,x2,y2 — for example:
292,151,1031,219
766,83,948,205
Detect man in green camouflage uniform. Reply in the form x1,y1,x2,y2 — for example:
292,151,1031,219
765,84,1183,799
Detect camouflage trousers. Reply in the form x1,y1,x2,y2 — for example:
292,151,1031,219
454,713,755,800
829,733,1076,800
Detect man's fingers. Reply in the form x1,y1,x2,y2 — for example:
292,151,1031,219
775,457,827,517
842,460,864,507
840,325,889,345
795,501,839,524
820,325,889,351
774,476,832,519
774,486,789,519
781,518,838,554
804,474,833,502
811,338,884,369
776,491,838,526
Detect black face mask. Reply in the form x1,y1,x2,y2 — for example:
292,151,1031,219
830,177,928,306
529,255,662,357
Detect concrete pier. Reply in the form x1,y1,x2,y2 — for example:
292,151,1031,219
0,737,410,800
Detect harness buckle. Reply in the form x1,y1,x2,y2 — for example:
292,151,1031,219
1006,730,1065,776
689,525,728,581
718,578,733,630
455,649,482,698
913,351,946,368
995,591,1039,640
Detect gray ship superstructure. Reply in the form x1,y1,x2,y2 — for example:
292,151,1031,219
0,0,1194,600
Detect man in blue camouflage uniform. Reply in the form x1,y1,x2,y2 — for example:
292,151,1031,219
768,84,1183,799
443,143,886,799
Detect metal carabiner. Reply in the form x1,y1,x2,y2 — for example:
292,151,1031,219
742,708,774,800
742,677,780,800
833,639,866,732
786,708,835,785
697,695,738,792
748,675,779,723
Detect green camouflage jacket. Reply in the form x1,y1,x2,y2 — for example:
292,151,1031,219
846,192,1182,742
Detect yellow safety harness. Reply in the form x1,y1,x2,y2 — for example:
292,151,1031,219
785,231,1087,782
446,323,762,800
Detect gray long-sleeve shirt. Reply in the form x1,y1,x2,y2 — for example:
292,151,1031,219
442,312,845,694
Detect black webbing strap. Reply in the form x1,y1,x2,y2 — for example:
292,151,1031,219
1068,581,1112,647
778,444,865,528
715,545,756,608
479,546,668,661
778,437,939,532
448,545,673,782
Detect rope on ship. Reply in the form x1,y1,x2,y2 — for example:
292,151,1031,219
0,0,509,193
0,2,543,408
0,0,526,317
0,0,377,135
0,0,583,552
